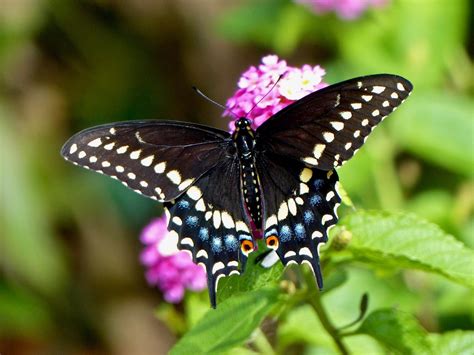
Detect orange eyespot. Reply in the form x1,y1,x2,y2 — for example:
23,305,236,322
240,240,254,255
266,235,279,250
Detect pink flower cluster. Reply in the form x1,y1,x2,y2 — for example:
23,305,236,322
140,216,207,303
297,0,388,20
224,55,327,130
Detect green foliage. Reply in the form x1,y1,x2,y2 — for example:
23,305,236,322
171,289,279,354
429,330,474,355
355,308,432,354
217,251,284,303
340,211,474,288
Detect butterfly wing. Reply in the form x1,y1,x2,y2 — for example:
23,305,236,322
256,74,413,170
257,151,341,288
61,120,231,202
165,156,254,308
62,120,256,307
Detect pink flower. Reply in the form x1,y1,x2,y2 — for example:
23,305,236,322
224,55,328,130
297,0,388,20
140,216,207,303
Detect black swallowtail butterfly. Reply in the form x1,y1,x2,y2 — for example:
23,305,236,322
61,74,412,308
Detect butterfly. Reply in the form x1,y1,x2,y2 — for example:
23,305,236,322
61,74,412,308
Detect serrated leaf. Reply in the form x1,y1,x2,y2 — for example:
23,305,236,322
355,308,432,354
428,330,474,355
341,210,474,288
171,289,279,355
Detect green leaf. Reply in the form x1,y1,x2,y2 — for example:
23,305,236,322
171,289,279,355
428,330,474,355
217,250,284,303
355,308,432,354
340,210,474,288
390,92,474,177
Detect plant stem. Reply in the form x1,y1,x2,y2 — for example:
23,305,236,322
308,293,350,355
253,327,276,355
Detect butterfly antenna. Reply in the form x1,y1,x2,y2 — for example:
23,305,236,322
245,73,285,118
192,86,239,119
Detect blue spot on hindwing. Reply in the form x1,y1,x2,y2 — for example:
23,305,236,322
177,199,190,210
294,223,306,240
280,225,292,242
186,215,198,227
199,227,209,241
314,179,325,189
224,234,238,251
304,210,315,224
310,194,322,207
212,237,223,253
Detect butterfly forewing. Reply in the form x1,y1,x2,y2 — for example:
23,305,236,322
61,120,231,202
256,74,413,170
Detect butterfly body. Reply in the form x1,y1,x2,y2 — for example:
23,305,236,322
61,74,413,307
233,117,263,228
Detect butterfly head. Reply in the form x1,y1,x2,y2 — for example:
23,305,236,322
235,117,253,131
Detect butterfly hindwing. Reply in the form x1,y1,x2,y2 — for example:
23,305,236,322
61,120,231,202
165,157,254,308
257,152,341,288
256,74,413,170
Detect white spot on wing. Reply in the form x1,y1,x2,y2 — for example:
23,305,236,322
300,168,313,183
141,155,154,167
284,251,296,258
181,237,194,247
321,214,333,225
221,211,235,229
172,216,182,226
312,231,323,239
186,186,202,200
300,183,309,194
128,172,136,180
344,142,352,150
154,162,166,174
351,103,362,110
313,144,325,159
391,92,399,99
117,145,128,154
89,156,97,163
397,82,406,91
78,151,86,159
288,198,297,216
102,161,111,167
236,220,250,232
330,121,344,131
303,157,318,166
212,262,225,274
166,170,181,185
372,86,385,94
278,202,288,220
340,111,352,120
362,95,373,102
140,180,148,187
104,142,115,150
213,210,221,229
130,150,141,160
323,132,334,143
116,165,124,173
196,249,208,259
361,119,369,126
69,144,78,154
88,138,102,147
265,215,277,229
372,109,380,117
299,247,312,258
178,178,194,191
195,198,206,211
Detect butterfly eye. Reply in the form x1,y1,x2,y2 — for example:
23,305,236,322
266,235,279,250
240,240,254,256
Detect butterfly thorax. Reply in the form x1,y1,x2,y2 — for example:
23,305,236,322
233,118,262,229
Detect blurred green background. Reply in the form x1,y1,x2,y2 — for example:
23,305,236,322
1,0,473,354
